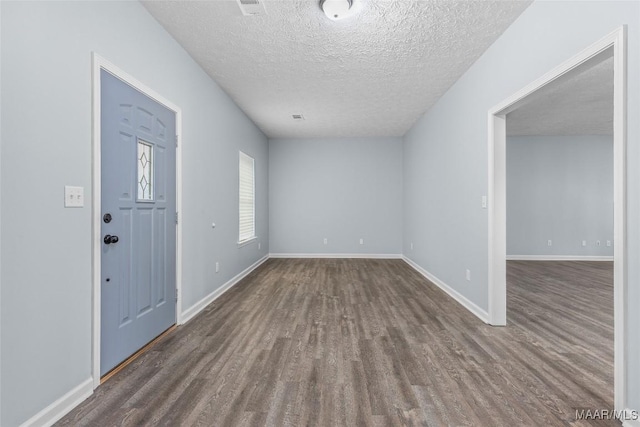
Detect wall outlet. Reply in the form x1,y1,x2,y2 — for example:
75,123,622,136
607,240,611,247
410,242,414,250
215,262,220,273
359,238,364,245
582,240,587,247
466,269,471,281
323,238,328,245
481,195,487,209
258,242,261,250
64,185,84,208
547,240,552,247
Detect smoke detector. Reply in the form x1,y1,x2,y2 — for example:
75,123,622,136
237,0,266,16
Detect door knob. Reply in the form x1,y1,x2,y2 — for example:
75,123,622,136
104,234,119,244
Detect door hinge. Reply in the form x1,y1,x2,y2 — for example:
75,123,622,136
175,211,179,224
175,135,179,147
175,288,179,302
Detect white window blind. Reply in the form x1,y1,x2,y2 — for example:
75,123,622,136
239,151,255,243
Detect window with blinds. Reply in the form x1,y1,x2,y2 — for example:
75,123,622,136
238,151,255,243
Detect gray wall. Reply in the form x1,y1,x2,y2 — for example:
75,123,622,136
403,0,639,410
269,138,402,255
0,1,268,425
507,135,613,257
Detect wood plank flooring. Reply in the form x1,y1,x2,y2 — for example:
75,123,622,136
57,259,614,426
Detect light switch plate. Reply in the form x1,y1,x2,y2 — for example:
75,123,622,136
65,186,84,208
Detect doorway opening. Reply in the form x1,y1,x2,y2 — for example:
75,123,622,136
506,47,615,415
487,27,626,411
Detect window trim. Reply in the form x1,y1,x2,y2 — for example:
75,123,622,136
237,236,257,248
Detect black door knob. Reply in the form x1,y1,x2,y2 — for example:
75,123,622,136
104,234,119,244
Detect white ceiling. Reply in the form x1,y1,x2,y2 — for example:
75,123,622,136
142,0,532,139
507,55,614,136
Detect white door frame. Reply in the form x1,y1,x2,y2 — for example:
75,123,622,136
91,54,184,389
487,26,627,411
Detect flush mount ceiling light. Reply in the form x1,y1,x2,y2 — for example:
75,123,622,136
320,0,353,20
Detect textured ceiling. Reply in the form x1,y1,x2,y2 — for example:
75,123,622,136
142,0,532,138
507,55,614,136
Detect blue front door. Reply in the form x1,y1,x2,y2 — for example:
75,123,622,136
100,69,177,376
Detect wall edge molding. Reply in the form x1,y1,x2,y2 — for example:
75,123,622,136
402,256,489,324
507,255,614,261
179,255,269,324
268,253,403,259
19,378,93,427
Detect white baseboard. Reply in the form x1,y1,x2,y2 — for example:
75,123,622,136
402,256,489,323
20,378,93,427
179,255,269,324
507,255,614,261
623,408,640,426
269,253,402,259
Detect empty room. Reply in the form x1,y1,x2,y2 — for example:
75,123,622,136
1,1,639,426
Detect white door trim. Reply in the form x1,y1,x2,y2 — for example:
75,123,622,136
91,54,183,389
487,26,627,411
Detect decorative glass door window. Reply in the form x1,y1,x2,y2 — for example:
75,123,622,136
137,139,154,201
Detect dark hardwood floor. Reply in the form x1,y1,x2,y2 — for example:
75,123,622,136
57,259,614,426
